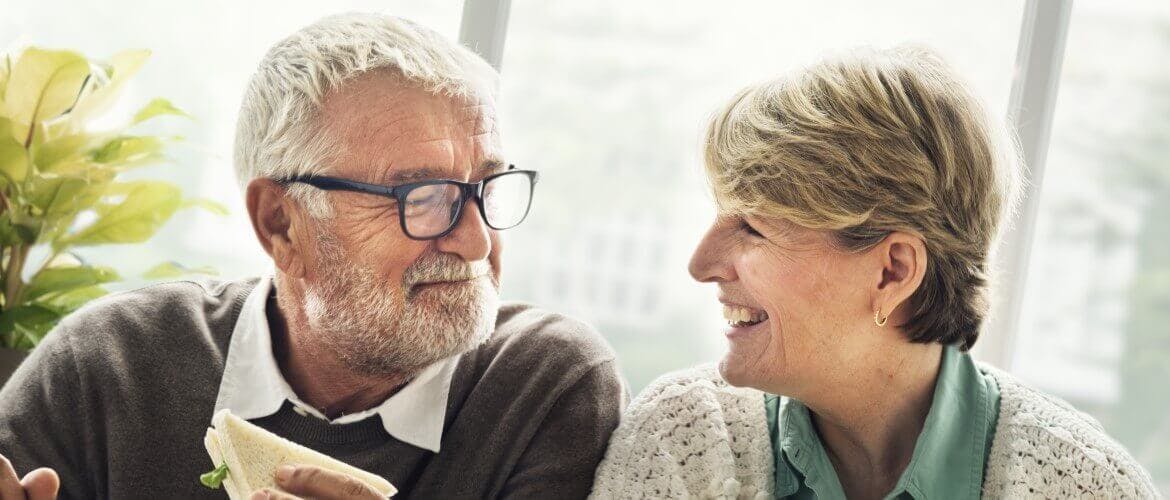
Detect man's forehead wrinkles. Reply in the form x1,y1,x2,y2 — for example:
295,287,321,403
353,108,420,137
326,89,503,185
329,115,402,158
467,118,497,137
454,103,496,134
455,102,491,114
468,128,497,140
355,120,410,150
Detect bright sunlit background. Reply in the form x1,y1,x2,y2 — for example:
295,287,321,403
4,0,1167,492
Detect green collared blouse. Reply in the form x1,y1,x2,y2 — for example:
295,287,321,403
765,345,1000,499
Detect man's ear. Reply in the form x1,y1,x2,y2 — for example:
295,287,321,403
246,178,306,279
871,231,928,326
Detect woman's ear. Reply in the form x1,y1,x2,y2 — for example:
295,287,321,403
871,231,928,326
246,178,307,279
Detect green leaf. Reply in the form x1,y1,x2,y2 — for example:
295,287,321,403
0,213,36,246
0,53,11,112
142,261,217,280
0,213,13,245
200,463,229,489
26,174,91,215
33,132,98,171
179,198,229,216
0,304,62,350
0,119,28,182
56,180,181,248
91,135,164,167
40,251,84,268
36,284,108,315
13,224,37,245
24,264,119,302
59,49,150,129
25,173,115,244
132,97,188,125
38,158,103,177
0,212,23,245
3,48,91,145
14,175,89,244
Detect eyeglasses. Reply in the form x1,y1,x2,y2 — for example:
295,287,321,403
281,166,538,240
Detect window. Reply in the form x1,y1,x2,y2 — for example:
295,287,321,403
1011,0,1170,488
497,0,1024,392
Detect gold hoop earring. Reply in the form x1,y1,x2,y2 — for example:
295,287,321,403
874,308,888,327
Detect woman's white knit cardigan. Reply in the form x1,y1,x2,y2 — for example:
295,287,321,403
590,364,1158,499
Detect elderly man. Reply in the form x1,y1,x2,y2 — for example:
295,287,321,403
0,13,624,499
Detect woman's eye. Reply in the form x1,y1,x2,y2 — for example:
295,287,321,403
741,221,762,237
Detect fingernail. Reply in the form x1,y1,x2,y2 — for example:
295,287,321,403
276,465,295,483
251,490,270,500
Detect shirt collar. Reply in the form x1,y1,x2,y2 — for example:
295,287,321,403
891,345,995,500
769,345,996,500
213,274,456,453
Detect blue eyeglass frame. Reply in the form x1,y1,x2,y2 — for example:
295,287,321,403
280,166,539,241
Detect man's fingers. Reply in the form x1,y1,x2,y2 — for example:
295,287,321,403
275,464,382,499
0,455,27,500
20,468,59,500
250,487,302,500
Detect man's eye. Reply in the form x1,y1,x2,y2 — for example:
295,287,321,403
405,193,440,208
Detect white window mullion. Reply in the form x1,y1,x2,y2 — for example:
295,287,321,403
977,0,1074,369
458,0,512,71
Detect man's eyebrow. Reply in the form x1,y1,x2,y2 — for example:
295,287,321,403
386,168,444,183
384,161,506,184
478,159,506,176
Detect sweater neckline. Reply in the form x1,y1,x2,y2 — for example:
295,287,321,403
253,401,396,448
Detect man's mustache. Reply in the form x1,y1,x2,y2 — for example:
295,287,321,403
403,254,492,287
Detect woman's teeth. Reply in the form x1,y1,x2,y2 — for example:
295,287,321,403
722,305,768,327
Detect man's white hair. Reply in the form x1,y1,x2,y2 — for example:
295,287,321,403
233,12,499,218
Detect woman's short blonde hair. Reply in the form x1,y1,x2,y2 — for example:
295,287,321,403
704,46,1019,350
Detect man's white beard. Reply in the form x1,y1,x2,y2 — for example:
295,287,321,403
303,233,499,376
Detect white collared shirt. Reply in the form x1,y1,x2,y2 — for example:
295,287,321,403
212,275,456,452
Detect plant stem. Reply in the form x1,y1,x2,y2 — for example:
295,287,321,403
3,244,30,348
0,246,6,307
3,243,28,308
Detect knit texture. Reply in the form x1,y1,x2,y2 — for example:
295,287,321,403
590,364,1158,499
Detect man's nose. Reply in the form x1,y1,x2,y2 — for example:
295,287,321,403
435,198,492,262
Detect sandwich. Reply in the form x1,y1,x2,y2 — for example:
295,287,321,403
201,409,397,498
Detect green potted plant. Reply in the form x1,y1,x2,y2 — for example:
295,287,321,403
0,46,223,385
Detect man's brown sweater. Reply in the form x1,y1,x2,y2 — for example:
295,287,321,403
0,278,625,499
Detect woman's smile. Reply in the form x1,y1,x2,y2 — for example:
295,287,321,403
721,303,770,339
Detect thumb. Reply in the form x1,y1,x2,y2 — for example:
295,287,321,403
21,468,59,500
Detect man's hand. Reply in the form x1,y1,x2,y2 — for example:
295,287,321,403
249,465,385,500
0,453,58,500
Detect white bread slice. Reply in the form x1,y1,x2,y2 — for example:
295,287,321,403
204,428,247,500
203,409,397,498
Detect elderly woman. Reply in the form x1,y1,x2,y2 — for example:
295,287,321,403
590,47,1156,499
